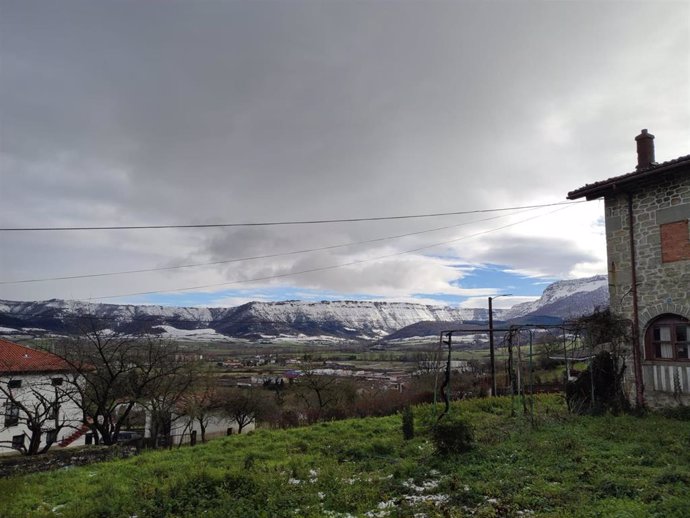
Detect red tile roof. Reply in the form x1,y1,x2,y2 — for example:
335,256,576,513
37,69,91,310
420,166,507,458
568,154,690,200
0,338,72,374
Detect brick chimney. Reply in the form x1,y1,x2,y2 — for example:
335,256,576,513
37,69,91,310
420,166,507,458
635,129,655,170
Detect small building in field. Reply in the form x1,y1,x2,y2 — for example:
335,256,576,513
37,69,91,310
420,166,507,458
568,130,689,407
0,338,87,454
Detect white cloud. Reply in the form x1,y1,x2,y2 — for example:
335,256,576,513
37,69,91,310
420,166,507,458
207,295,272,308
0,1,687,306
459,296,539,310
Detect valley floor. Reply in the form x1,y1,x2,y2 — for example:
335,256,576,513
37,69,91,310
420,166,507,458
1,395,688,518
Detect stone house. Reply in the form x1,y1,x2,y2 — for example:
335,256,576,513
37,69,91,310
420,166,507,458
568,130,689,407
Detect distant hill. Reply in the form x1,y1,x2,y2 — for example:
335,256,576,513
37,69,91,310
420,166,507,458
0,299,490,341
0,276,609,342
383,321,488,342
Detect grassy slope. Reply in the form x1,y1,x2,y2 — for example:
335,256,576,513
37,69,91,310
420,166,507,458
1,395,688,518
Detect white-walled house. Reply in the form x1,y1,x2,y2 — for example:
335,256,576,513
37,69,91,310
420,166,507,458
143,389,255,446
169,412,253,445
2,338,255,453
0,338,86,454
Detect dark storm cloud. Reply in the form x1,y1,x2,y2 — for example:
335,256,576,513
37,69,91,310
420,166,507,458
1,0,688,302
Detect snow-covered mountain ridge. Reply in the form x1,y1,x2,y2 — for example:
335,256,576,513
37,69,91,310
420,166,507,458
0,299,489,339
0,276,609,341
503,275,609,319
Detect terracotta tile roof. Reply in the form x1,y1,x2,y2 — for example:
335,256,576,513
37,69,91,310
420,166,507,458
568,154,690,200
0,338,72,374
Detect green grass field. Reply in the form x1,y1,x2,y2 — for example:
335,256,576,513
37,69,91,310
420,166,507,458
1,395,688,518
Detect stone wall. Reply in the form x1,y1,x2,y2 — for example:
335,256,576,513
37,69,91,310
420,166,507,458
0,445,138,478
603,169,690,406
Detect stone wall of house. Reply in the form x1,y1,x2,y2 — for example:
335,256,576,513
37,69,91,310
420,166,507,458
604,169,690,406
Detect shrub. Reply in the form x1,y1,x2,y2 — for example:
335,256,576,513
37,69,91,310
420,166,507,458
243,454,256,470
367,439,396,457
659,404,690,421
402,406,414,440
147,470,223,515
432,417,474,454
566,351,629,414
655,470,689,485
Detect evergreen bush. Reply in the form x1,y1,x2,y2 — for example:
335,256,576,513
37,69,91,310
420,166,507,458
401,406,414,440
431,417,474,454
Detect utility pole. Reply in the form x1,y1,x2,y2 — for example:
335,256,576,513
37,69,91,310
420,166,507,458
488,294,511,397
489,297,495,396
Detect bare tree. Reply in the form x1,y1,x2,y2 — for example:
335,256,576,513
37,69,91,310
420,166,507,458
219,387,269,434
0,371,75,455
414,348,443,376
141,357,201,446
294,363,350,422
51,318,194,445
178,370,222,443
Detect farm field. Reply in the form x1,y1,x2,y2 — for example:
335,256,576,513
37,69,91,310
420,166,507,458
21,335,580,373
1,395,688,518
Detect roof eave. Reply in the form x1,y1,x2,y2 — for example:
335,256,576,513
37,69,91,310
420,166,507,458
0,366,73,375
568,159,690,201
567,182,618,201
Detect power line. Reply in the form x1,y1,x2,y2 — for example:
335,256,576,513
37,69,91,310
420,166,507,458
0,200,584,232
90,205,572,301
1,209,536,285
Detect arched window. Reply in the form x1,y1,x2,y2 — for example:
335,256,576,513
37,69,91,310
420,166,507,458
645,315,689,361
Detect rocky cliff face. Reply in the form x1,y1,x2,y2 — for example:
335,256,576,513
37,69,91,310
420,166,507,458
504,275,609,319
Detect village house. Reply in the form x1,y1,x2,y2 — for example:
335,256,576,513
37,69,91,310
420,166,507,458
1,338,251,452
568,130,689,407
0,338,87,454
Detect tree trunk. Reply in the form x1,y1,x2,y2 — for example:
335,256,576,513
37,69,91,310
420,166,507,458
198,419,207,443
26,428,42,455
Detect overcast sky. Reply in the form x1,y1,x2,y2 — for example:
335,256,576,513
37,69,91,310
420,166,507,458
1,0,688,309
